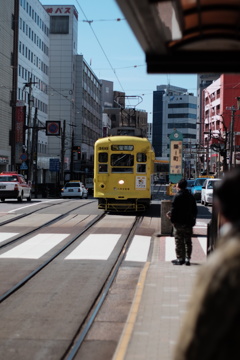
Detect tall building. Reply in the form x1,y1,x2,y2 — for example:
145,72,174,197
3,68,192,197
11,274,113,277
0,0,16,172
202,74,240,174
43,4,78,182
152,85,197,160
197,74,220,146
74,55,102,178
43,4,102,183
18,0,50,183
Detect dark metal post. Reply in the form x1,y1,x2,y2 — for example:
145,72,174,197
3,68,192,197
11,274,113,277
61,120,66,185
229,106,236,169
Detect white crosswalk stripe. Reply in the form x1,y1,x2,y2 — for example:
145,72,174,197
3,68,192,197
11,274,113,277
165,236,207,261
0,233,18,243
0,234,69,259
124,235,151,262
65,234,121,260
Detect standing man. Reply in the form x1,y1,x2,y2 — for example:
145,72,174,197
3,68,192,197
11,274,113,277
167,178,197,266
173,169,240,360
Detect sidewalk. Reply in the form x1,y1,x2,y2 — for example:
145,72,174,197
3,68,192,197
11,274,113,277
113,222,207,360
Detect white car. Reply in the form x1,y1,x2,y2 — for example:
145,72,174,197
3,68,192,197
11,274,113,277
201,178,221,206
0,172,32,202
61,181,88,199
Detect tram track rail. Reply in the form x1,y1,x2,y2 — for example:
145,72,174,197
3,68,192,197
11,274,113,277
64,215,143,360
0,200,96,250
0,211,145,360
0,211,106,303
0,199,95,227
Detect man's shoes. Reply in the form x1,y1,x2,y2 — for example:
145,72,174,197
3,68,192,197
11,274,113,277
172,259,185,265
185,258,191,266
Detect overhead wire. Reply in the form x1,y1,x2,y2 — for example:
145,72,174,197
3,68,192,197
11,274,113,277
75,0,128,97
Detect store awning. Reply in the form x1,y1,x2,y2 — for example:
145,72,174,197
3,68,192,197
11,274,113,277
116,0,240,73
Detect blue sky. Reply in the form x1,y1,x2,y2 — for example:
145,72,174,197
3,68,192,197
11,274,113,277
41,0,197,122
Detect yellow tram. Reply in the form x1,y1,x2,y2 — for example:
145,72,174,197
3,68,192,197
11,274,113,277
94,135,155,212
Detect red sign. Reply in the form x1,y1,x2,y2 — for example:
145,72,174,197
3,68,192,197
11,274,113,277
45,6,78,20
46,121,61,136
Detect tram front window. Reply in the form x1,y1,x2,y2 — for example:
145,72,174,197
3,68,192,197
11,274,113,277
111,154,134,173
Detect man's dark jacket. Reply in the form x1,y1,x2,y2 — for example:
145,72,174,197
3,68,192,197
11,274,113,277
170,189,197,227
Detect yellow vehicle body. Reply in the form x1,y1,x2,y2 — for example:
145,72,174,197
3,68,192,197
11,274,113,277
94,136,155,212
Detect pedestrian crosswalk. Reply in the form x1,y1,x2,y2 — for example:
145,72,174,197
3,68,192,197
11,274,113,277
0,232,18,243
0,225,207,262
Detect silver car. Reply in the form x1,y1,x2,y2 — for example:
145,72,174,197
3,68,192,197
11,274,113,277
61,181,88,199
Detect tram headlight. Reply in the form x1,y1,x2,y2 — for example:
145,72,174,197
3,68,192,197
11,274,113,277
118,179,124,185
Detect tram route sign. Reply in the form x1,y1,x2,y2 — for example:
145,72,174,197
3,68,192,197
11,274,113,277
169,130,183,184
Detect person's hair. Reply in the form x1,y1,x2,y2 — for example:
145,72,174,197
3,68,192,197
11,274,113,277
177,178,187,190
214,168,240,223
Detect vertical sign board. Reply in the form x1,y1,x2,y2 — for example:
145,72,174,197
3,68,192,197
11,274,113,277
49,158,60,172
15,103,26,164
169,130,183,184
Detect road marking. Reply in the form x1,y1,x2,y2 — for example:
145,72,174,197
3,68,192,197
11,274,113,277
0,233,206,261
0,233,18,243
198,237,207,254
65,234,121,260
112,261,150,360
165,236,207,261
124,235,151,262
0,234,69,259
165,237,176,261
8,199,61,213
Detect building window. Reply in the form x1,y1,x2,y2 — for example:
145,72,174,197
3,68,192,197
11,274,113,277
50,16,69,34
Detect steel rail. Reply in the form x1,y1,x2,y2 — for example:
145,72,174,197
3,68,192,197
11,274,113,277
0,211,105,303
64,215,143,360
0,200,96,250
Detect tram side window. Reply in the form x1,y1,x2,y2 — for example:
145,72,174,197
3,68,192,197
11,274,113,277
137,153,147,162
99,164,108,173
137,164,146,173
99,153,108,162
136,153,147,173
98,152,108,173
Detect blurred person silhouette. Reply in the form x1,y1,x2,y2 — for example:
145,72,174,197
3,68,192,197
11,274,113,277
166,178,197,266
173,168,240,360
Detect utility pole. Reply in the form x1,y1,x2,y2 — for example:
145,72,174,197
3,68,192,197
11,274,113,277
61,120,66,185
70,124,75,179
32,108,38,197
228,106,236,169
23,76,37,181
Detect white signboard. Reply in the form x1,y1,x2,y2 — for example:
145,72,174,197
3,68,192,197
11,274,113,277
136,176,146,189
170,141,182,174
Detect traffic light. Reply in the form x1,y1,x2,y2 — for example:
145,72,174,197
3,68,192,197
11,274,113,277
73,146,81,152
73,146,81,159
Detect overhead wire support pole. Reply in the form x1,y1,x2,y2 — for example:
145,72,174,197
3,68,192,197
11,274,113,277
23,76,37,181
61,120,66,185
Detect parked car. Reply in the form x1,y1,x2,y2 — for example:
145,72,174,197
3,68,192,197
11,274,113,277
190,177,209,200
0,172,32,202
201,178,221,206
61,181,88,199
